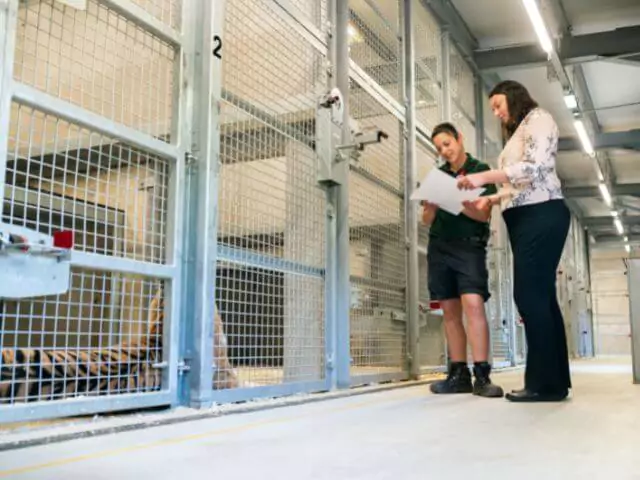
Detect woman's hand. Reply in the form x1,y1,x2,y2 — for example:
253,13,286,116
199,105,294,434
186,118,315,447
457,172,487,190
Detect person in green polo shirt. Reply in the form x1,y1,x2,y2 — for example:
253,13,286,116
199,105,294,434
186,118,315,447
421,122,503,398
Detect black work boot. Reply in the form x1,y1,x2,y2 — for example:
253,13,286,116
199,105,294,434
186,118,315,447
472,362,504,398
430,362,473,394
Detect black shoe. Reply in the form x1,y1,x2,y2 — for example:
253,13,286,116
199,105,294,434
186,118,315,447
505,389,568,403
472,362,504,398
430,362,473,394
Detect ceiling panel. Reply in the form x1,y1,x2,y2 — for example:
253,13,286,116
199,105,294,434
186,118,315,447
451,0,535,48
579,63,640,132
610,152,640,183
557,151,599,185
575,197,610,217
561,0,640,35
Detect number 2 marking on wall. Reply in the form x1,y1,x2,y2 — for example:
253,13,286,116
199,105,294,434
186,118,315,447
213,35,222,59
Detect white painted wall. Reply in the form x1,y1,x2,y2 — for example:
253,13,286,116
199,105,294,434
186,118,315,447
590,250,630,356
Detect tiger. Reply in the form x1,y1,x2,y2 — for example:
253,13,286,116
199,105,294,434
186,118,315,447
0,288,239,404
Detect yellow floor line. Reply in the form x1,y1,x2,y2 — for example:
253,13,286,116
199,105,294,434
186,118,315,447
0,389,425,477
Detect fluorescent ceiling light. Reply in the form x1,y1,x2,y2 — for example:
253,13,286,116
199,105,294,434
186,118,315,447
522,0,554,54
626,244,631,253
625,236,629,242
574,120,595,157
599,183,612,206
614,218,624,235
564,94,578,110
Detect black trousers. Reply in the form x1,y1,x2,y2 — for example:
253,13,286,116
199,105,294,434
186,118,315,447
502,199,571,393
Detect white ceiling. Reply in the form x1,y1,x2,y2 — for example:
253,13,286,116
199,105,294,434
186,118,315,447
578,62,640,132
450,0,537,49
560,0,640,35
556,151,599,186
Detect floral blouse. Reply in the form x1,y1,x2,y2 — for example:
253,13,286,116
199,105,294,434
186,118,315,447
492,107,564,211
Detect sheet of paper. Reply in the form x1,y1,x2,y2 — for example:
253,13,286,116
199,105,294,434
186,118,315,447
410,168,485,215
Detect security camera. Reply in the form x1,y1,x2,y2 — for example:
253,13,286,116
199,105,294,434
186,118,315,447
353,128,389,150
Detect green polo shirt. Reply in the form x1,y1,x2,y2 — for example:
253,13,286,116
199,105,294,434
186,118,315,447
429,154,497,242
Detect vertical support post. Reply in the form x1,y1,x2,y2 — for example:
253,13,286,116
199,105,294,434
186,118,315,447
584,230,595,357
474,76,485,163
179,0,226,408
333,0,352,388
627,257,640,384
324,0,338,390
402,0,420,380
439,29,451,366
0,0,18,361
165,0,192,404
440,31,452,123
0,0,18,204
506,234,518,366
325,187,338,389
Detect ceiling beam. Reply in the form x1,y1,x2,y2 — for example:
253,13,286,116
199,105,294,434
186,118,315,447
583,216,640,228
563,184,640,198
558,129,640,152
474,26,640,71
593,234,640,244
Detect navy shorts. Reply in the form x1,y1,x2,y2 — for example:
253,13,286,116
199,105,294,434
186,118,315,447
427,237,490,302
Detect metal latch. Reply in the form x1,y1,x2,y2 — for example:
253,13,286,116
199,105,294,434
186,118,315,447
177,359,191,374
0,225,73,299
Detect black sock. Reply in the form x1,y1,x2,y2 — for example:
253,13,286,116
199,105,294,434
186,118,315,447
473,362,491,377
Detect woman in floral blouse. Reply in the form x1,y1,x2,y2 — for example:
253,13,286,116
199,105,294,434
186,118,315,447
457,80,571,403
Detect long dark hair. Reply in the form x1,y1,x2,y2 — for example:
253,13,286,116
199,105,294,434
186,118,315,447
489,80,538,141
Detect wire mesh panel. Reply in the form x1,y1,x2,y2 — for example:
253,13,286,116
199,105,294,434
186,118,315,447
449,45,477,157
5,103,169,264
559,221,579,357
1,273,165,404
487,216,511,364
13,0,176,142
449,46,475,123
130,0,182,29
348,83,407,382
483,94,503,160
571,218,593,357
349,0,401,102
215,0,327,393
281,0,327,31
413,0,441,133
0,0,182,421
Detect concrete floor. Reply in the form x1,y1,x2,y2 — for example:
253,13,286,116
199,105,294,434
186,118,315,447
1,359,639,480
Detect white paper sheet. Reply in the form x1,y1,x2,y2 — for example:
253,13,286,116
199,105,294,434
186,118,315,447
410,168,485,215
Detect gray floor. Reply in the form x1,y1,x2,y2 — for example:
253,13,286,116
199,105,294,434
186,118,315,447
1,359,640,480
